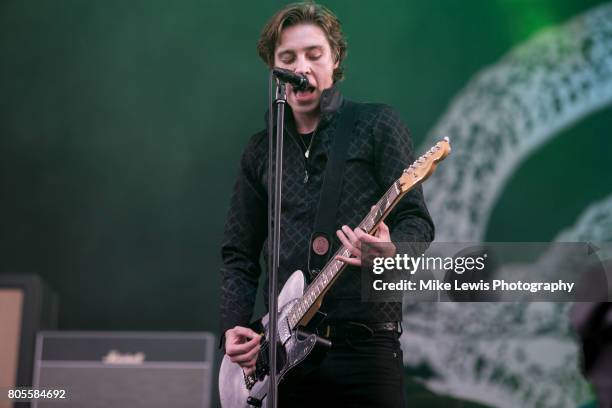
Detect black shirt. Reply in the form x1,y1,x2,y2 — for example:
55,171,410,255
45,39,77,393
219,85,434,339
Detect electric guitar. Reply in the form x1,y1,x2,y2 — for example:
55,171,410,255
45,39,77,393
219,137,451,407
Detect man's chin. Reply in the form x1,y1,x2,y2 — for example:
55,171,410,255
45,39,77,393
288,98,320,115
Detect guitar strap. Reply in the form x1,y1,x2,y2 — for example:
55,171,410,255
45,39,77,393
307,100,357,281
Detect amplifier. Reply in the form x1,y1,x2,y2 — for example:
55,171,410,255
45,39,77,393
0,274,58,392
32,331,215,408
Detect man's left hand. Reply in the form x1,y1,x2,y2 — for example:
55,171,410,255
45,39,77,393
335,220,396,267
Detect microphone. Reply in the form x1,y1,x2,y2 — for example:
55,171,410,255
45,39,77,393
272,68,310,91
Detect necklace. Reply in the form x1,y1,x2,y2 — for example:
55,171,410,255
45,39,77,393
291,129,317,183
296,130,316,159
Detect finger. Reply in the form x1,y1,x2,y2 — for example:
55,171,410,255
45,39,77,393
226,335,261,357
230,347,259,367
245,356,258,368
338,235,361,258
354,227,368,239
341,225,360,248
244,366,256,376
335,255,361,267
355,229,388,260
227,334,260,355
355,230,380,244
374,222,390,240
354,228,371,247
377,221,389,236
336,229,356,253
230,344,260,364
230,326,260,340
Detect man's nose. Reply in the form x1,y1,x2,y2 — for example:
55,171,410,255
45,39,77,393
293,56,311,76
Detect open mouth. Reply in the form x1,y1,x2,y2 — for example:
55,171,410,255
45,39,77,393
296,85,316,95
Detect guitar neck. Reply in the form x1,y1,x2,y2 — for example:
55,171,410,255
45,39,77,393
286,179,405,329
285,137,451,330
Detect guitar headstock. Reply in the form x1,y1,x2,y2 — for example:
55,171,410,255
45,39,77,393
399,137,451,192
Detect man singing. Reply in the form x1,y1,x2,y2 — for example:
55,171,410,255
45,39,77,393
220,2,434,406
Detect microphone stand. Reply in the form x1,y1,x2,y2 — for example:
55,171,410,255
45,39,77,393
266,74,286,408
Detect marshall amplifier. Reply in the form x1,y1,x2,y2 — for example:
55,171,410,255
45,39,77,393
32,331,215,408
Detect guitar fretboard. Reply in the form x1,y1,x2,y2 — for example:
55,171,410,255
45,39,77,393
286,179,403,329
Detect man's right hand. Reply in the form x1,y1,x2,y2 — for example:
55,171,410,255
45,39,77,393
225,326,261,376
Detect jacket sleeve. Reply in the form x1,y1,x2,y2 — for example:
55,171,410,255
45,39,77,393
372,105,435,255
219,136,267,350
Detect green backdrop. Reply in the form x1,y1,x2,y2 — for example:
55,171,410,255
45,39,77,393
1,1,610,406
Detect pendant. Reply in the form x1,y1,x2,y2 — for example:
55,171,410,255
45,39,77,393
305,149,310,159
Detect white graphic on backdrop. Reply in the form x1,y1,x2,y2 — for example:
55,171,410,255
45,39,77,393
404,2,612,407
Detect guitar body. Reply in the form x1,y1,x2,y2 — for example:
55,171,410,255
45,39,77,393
219,270,332,408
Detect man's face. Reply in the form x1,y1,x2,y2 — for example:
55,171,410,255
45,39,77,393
274,23,339,116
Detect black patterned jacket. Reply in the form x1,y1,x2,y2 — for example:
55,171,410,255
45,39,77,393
219,85,434,341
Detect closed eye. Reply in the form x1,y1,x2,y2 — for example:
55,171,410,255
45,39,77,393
278,51,296,64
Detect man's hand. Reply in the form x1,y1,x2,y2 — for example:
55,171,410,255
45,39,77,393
335,217,396,267
225,326,261,376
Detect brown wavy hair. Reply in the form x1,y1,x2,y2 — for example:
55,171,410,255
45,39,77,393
256,2,347,82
